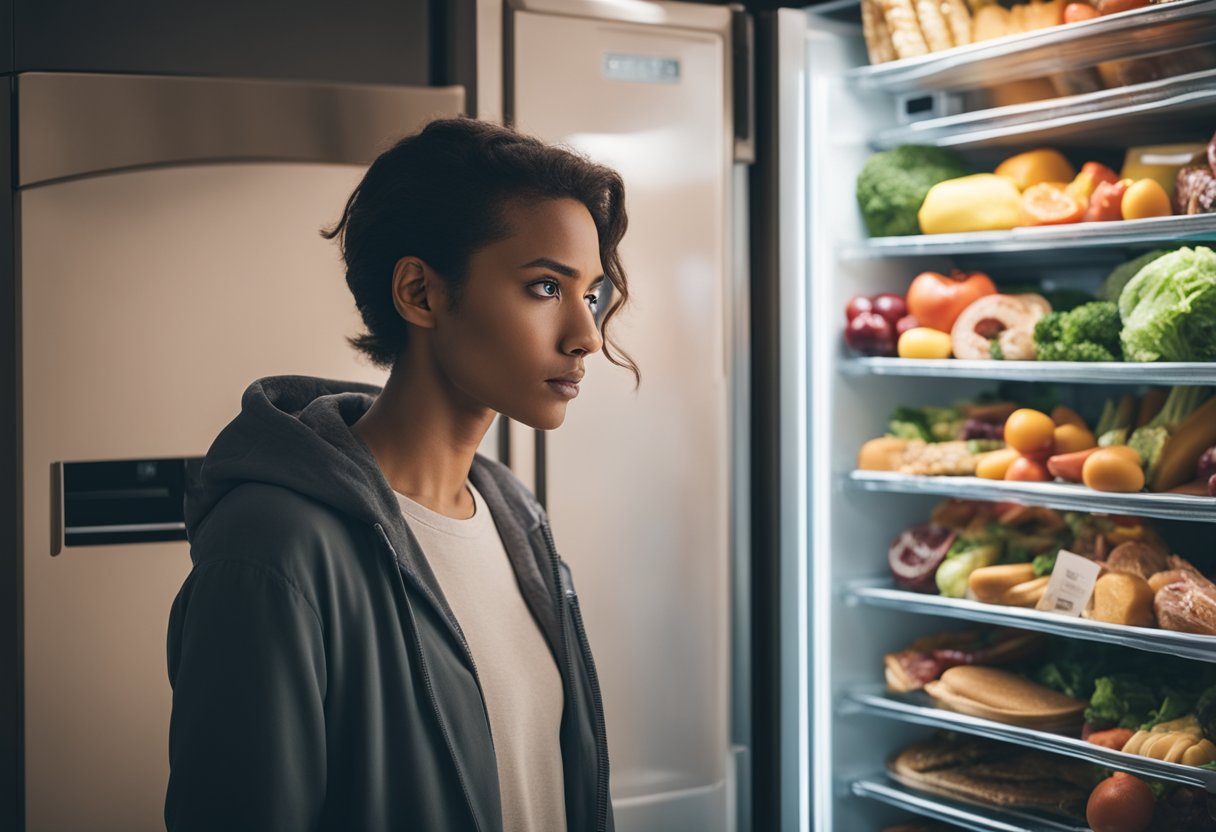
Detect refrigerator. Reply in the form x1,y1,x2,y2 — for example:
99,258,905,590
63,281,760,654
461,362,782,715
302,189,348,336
473,3,757,830
755,1,1216,830
7,73,463,830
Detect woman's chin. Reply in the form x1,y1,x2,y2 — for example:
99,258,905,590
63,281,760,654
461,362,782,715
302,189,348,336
508,404,567,432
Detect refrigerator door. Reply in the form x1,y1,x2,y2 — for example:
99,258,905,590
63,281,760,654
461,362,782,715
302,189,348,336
510,4,737,830
17,74,462,830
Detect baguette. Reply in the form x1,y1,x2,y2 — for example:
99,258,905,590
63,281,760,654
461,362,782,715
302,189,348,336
881,0,932,58
862,0,900,63
916,0,956,51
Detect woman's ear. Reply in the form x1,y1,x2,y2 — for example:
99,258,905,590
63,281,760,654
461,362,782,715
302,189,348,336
391,256,441,329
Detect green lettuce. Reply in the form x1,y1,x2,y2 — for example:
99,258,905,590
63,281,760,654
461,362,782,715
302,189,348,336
1119,246,1216,362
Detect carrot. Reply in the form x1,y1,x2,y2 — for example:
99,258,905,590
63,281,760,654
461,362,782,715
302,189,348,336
1047,447,1100,482
1087,727,1135,751
1021,182,1086,226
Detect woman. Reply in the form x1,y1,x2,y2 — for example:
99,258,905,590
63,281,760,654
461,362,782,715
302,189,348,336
165,117,636,832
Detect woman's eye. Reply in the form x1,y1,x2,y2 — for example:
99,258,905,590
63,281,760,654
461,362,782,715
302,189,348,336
585,292,600,309
530,279,560,299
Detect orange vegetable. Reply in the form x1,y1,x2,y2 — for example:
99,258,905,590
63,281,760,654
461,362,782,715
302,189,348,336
1021,182,1086,226
1084,179,1129,222
1087,727,1135,750
1083,448,1145,492
1050,405,1088,429
1047,447,1101,482
1063,1,1101,21
1006,456,1052,482
976,448,1022,480
905,270,998,333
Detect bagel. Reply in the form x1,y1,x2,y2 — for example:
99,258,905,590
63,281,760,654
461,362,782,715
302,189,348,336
951,293,1050,360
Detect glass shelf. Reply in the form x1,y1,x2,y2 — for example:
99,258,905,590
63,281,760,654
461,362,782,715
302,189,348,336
872,67,1216,150
840,357,1216,385
843,685,1216,792
837,214,1216,260
846,470,1216,523
843,0,1216,94
845,578,1216,662
850,776,1091,832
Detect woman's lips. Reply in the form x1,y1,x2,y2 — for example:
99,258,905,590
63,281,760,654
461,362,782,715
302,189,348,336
545,379,580,399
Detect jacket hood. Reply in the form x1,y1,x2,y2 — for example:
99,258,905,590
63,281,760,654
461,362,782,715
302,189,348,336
184,374,395,542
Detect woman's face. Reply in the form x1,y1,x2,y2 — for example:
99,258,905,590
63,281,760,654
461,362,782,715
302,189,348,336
430,197,606,431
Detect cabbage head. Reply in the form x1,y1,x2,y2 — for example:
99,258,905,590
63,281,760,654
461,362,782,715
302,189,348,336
1119,246,1216,363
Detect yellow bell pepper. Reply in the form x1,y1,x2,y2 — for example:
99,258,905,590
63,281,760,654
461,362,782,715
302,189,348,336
918,174,1022,235
995,148,1075,192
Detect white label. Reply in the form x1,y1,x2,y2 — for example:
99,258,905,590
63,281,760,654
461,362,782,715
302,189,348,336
602,53,680,84
1036,550,1101,617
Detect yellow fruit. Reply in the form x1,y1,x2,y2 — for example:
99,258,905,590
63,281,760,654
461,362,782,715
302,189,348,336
898,327,954,359
1053,423,1097,454
1083,448,1146,493
919,174,1023,235
976,447,1021,480
995,148,1076,192
1121,178,1172,221
1004,408,1056,456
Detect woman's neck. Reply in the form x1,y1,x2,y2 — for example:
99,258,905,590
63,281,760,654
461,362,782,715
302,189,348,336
353,350,496,520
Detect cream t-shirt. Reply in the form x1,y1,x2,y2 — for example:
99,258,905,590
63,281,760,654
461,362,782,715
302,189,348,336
394,482,567,832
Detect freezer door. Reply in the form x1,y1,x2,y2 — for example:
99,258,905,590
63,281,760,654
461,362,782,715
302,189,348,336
512,7,735,831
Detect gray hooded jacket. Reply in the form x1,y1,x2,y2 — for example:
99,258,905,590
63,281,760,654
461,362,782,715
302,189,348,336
165,375,612,832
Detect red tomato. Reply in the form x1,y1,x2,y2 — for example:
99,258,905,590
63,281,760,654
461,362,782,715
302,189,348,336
905,270,998,333
1084,179,1130,222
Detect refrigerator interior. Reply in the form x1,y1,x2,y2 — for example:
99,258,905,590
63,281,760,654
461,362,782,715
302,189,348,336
786,2,1216,829
507,3,744,829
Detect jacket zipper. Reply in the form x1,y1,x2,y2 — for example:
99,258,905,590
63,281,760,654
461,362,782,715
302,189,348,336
542,521,610,832
374,522,493,832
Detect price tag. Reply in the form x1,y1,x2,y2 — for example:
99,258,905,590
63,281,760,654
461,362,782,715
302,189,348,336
1036,550,1101,617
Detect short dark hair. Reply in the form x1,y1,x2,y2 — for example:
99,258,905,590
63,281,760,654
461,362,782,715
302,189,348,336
322,117,637,382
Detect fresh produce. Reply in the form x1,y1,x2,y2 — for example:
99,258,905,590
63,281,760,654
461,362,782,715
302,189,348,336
845,294,874,321
898,327,953,359
1053,423,1096,454
1082,447,1145,492
951,293,1050,360
1096,392,1137,446
976,447,1021,480
888,523,957,592
1121,178,1173,220
845,311,897,356
1065,161,1120,206
1126,386,1215,491
1118,246,1216,363
1088,572,1155,628
1051,405,1087,428
1085,727,1134,750
1047,447,1102,482
1086,772,1155,832
1097,249,1170,303
856,145,971,237
936,545,1000,597
1082,178,1129,222
872,292,908,324
918,173,1023,234
887,404,966,443
1135,387,1168,427
1021,181,1086,225
905,269,997,332
1006,456,1052,481
1148,393,1216,492
995,148,1076,192
895,314,919,335
1003,408,1056,456
1034,301,1122,362
1198,446,1216,482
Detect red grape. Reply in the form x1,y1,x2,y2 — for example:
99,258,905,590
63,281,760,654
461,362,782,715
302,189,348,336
844,312,896,356
871,292,908,326
845,294,874,322
896,314,919,336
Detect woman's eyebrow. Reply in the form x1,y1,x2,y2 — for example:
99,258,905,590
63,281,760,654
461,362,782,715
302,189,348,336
519,257,578,277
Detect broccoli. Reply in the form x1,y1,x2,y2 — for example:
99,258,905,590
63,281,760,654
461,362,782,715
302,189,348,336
989,338,1004,360
855,145,970,238
1034,302,1123,361
1060,301,1121,355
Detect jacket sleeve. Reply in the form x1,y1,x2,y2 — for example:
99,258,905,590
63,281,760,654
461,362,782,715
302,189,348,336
165,558,327,832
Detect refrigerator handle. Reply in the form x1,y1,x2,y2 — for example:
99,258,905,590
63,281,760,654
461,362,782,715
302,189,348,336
731,7,755,165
